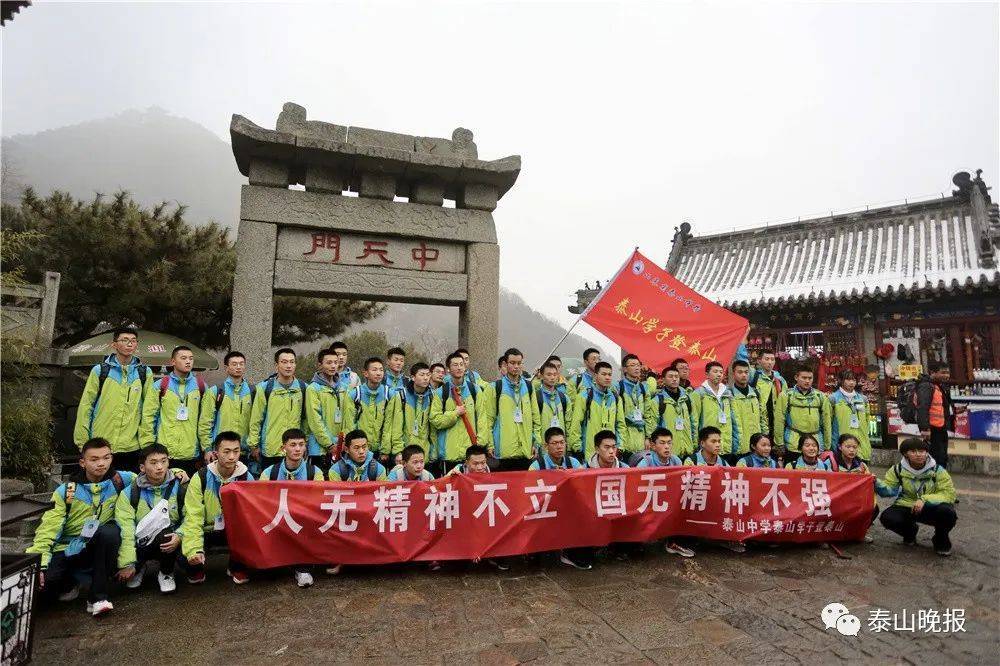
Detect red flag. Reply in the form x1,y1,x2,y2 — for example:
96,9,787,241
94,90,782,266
583,249,748,385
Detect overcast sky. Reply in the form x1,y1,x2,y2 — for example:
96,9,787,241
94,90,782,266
3,1,998,349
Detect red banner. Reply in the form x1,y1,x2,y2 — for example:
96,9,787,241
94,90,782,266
582,249,748,384
220,467,873,568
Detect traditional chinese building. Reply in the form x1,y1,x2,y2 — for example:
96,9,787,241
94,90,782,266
569,170,1000,445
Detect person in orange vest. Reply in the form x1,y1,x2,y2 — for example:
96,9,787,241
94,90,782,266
915,361,953,469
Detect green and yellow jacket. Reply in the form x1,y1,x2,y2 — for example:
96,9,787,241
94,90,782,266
28,469,136,568
74,355,152,453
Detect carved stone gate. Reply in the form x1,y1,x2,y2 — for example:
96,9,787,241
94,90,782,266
229,103,520,379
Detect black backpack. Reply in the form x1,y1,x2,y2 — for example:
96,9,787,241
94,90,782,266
536,387,568,420
494,378,534,417
268,461,317,481
262,376,307,424
897,380,920,424
96,360,149,400
335,457,380,481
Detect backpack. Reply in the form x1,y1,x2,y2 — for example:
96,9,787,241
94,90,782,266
578,389,598,427
536,387,568,421
129,477,186,522
440,378,478,412
267,461,317,481
494,378,534,417
897,380,919,424
617,379,647,403
62,472,127,535
95,360,149,405
262,376,307,424
158,374,207,400
335,457,380,481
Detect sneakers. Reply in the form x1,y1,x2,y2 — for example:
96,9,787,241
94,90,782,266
325,565,343,575
157,572,176,594
58,585,81,602
664,541,696,558
90,600,113,617
935,546,953,557
863,534,874,544
187,570,206,585
487,558,510,572
559,552,593,570
903,537,917,547
125,566,145,589
428,561,442,572
294,571,314,588
230,570,250,585
721,541,746,553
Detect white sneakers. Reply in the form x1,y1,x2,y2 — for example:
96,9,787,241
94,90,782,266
325,565,343,575
294,571,314,588
125,566,145,589
157,571,176,594
89,600,113,617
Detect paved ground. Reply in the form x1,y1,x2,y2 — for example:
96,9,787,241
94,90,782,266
32,470,1000,665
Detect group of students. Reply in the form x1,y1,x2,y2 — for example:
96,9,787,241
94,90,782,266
29,327,957,617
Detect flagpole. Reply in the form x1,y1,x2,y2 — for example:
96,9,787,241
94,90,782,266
542,247,638,362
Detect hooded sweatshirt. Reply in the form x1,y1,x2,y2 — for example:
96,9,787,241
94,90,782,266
181,460,252,559
729,383,767,456
635,450,683,468
875,455,956,508
569,386,625,461
736,452,778,468
115,472,186,568
306,372,356,457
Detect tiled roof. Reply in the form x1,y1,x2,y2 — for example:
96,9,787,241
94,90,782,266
669,173,1000,310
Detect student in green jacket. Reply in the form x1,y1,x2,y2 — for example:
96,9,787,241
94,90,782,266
455,347,489,392
430,352,482,474
478,348,540,471
258,429,322,588
198,351,254,464
306,348,356,469
73,326,153,471
774,366,832,455
650,366,696,461
690,361,737,457
568,361,625,462
352,356,402,465
140,346,204,475
181,431,254,585
728,360,767,464
617,354,656,459
114,443,186,595
534,361,573,443
877,437,958,556
28,438,135,617
567,347,602,405
393,362,436,463
531,355,570,399
247,348,308,472
749,350,786,436
383,346,408,395
828,369,872,461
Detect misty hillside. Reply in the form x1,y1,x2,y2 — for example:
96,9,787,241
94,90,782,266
1,108,611,360
2,107,242,230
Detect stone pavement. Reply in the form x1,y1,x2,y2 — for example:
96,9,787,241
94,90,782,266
32,471,1000,665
